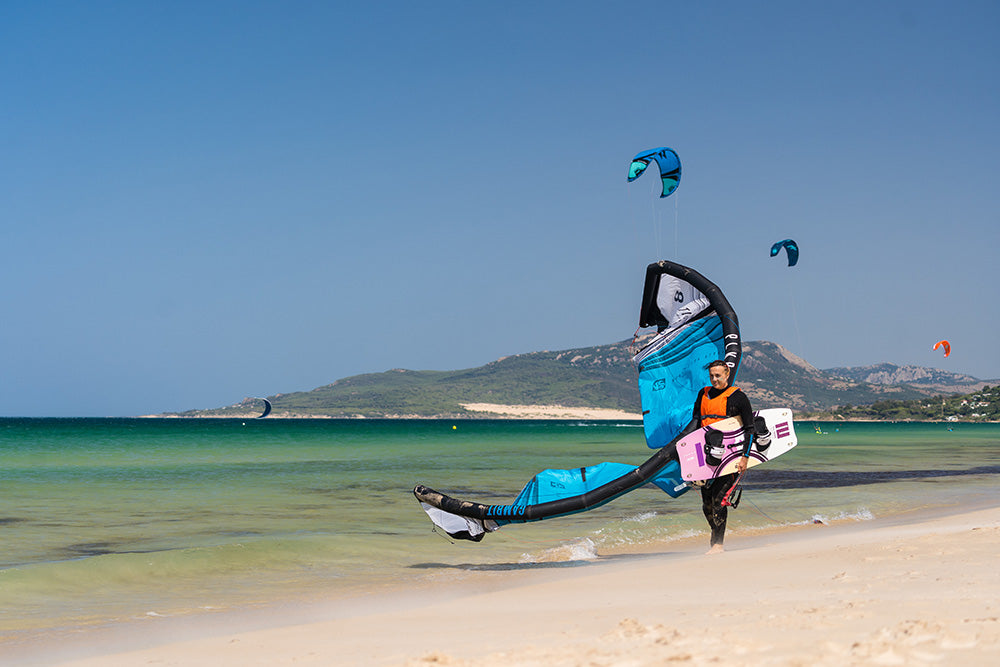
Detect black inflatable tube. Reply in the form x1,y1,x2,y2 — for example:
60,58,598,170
413,438,683,523
637,260,741,372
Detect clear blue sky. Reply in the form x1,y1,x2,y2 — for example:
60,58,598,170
2,2,997,416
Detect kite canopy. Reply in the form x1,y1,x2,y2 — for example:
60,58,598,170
627,147,681,198
633,261,742,448
413,260,741,541
256,398,272,418
933,340,951,357
770,239,799,266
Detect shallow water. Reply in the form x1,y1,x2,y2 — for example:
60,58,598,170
1,418,998,635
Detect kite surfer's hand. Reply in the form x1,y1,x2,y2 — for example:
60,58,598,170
736,456,749,474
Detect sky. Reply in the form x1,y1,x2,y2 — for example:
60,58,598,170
1,1,998,416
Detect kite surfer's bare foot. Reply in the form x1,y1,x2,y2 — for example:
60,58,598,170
705,544,725,555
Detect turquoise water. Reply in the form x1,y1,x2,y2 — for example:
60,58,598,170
2,418,999,636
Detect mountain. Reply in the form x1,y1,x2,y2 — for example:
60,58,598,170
735,342,991,410
163,339,991,419
822,363,985,393
170,339,642,419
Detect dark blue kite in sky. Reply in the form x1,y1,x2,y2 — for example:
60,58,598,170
770,239,799,266
256,398,272,418
627,147,681,198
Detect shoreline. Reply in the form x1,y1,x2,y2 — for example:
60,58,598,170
459,402,642,419
135,405,998,423
11,500,1000,666
140,403,644,419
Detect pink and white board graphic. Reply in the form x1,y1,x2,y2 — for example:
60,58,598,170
676,408,796,482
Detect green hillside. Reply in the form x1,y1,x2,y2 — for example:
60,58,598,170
165,339,995,419
169,341,639,418
810,385,1000,422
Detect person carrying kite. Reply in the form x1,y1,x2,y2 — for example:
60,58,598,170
690,360,754,554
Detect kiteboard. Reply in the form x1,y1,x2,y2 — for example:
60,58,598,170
675,408,796,482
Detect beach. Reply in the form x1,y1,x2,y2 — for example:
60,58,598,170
11,502,999,666
460,403,643,419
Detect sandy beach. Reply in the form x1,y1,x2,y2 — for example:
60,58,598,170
11,502,998,666
460,403,642,420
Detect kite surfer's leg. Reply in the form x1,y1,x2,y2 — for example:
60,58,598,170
701,472,738,553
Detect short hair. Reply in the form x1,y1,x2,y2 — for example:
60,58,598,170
707,360,729,372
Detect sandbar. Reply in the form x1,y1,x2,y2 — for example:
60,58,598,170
460,403,641,419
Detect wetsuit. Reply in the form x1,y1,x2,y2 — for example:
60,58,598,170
692,385,754,547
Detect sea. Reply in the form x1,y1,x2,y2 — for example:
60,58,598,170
2,417,999,640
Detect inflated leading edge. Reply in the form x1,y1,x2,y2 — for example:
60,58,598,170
634,260,741,448
413,260,745,541
413,439,688,541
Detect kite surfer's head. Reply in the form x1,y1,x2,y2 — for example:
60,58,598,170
707,360,731,390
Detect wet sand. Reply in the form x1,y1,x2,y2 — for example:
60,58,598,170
12,502,999,666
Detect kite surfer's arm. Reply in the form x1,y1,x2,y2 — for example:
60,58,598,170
730,390,755,462
679,416,701,438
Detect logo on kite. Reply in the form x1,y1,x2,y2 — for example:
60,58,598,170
770,239,799,267
627,147,681,198
933,340,951,358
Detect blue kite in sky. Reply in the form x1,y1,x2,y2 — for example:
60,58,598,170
627,147,682,198
770,239,799,266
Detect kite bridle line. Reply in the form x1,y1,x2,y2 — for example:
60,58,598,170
719,422,755,508
720,469,745,509
672,188,679,259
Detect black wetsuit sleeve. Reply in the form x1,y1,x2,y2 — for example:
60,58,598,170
679,416,700,438
728,390,755,455
728,390,753,426
691,387,706,427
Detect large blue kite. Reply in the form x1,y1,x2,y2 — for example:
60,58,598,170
413,261,743,541
627,147,682,198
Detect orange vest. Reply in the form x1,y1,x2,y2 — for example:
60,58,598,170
699,386,738,426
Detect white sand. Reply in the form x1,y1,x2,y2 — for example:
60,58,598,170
461,403,641,419
18,504,999,666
